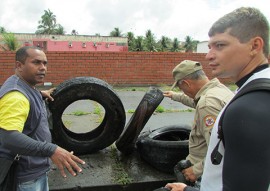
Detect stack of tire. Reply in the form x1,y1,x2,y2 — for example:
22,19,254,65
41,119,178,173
48,77,191,173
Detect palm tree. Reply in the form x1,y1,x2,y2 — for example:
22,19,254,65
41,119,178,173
36,9,57,34
1,32,20,51
71,29,78,35
110,28,122,37
54,24,65,35
126,32,135,51
171,38,180,52
134,36,144,51
144,29,156,52
159,36,170,52
183,35,197,52
0,26,6,33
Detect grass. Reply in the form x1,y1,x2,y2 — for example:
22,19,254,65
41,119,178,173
114,83,236,92
94,105,104,123
63,120,72,128
114,87,150,91
61,86,197,118
163,108,194,113
68,105,193,117
110,145,132,185
93,105,102,115
182,108,194,112
127,109,135,113
126,106,194,114
114,85,172,92
155,105,165,113
72,110,90,116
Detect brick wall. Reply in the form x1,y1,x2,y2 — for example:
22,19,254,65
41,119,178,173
0,51,242,87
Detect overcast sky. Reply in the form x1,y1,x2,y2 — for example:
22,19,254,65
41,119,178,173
0,0,269,41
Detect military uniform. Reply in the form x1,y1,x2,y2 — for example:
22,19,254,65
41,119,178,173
171,78,234,177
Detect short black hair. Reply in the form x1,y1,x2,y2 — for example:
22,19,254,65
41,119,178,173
15,46,42,64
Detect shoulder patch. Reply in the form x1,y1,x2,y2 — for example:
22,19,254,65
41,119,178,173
204,115,216,127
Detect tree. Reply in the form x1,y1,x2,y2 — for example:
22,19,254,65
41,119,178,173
71,29,78,35
134,36,144,51
36,9,56,34
110,27,122,37
183,35,197,52
144,29,156,52
35,9,65,35
55,24,65,35
171,38,180,52
126,32,135,51
0,26,6,33
1,32,20,51
159,36,170,52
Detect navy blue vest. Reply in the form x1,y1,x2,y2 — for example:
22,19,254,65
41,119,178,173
0,75,52,182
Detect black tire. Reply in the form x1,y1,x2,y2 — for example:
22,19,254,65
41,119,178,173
136,125,191,174
115,87,164,155
48,77,126,154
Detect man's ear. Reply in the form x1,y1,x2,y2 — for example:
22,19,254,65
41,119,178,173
182,79,191,88
250,37,264,56
15,61,23,71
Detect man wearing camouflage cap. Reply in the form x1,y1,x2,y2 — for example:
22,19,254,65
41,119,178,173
163,60,234,184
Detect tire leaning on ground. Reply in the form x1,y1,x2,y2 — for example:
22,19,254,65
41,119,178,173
48,77,126,154
136,124,191,174
115,87,164,155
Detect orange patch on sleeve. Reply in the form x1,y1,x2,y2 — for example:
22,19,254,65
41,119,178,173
204,115,216,127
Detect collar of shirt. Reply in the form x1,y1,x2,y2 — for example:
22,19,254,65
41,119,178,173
236,63,269,88
194,78,220,103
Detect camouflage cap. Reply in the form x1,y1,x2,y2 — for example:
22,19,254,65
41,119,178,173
171,60,202,90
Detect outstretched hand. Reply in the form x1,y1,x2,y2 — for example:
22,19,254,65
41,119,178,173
50,146,85,178
163,91,174,98
40,88,56,101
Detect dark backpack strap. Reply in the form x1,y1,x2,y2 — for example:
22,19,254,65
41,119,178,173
211,78,270,165
218,78,270,146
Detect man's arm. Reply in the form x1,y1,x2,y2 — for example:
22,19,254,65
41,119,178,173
163,91,196,108
0,128,85,178
0,128,56,156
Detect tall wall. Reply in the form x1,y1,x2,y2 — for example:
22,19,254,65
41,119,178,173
0,51,234,87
